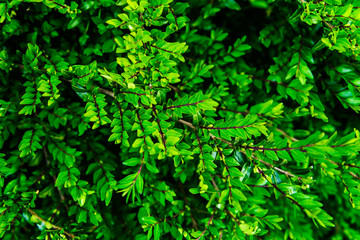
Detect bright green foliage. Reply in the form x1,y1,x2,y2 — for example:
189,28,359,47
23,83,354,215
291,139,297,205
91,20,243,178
2,0,360,239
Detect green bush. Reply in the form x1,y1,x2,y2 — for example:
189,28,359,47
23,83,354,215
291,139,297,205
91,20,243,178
1,0,360,239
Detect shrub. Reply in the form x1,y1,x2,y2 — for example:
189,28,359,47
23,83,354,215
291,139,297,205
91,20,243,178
1,0,360,239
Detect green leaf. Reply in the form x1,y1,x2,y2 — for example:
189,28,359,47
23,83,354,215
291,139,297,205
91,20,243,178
146,162,159,173
67,17,81,29
300,199,323,209
132,138,144,148
291,149,307,163
106,19,121,27
123,158,140,166
231,188,247,201
228,167,244,177
136,174,144,194
224,0,241,10
55,171,68,187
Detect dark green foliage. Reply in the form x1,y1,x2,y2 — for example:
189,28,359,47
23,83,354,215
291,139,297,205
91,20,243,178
1,0,360,239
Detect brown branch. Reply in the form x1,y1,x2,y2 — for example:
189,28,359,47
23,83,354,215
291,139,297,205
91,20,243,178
136,110,147,146
0,171,46,217
210,134,234,148
210,175,221,197
200,124,252,130
98,88,115,98
129,153,145,190
258,159,299,180
178,119,233,146
325,158,360,177
168,84,180,92
48,0,67,8
152,106,167,153
168,7,178,28
178,118,252,133
178,182,198,230
344,164,360,169
118,91,145,96
62,78,116,98
275,128,299,142
76,72,92,79
166,100,206,109
178,119,196,130
225,210,263,240
240,144,311,153
43,147,66,202
178,119,302,182
349,171,360,180
217,107,249,115
196,211,215,240
257,167,305,211
151,45,179,55
27,208,75,239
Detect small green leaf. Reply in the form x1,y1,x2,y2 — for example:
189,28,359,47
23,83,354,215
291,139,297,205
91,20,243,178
146,162,159,173
123,158,140,166
231,188,247,201
106,19,121,27
67,17,81,29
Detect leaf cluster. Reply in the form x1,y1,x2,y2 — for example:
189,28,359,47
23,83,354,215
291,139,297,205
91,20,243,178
1,0,360,240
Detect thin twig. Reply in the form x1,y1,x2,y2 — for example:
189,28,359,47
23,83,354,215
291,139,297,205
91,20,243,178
179,181,198,230
349,172,360,180
168,84,180,92
98,87,115,98
258,159,298,179
210,175,221,196
256,167,305,211
275,128,299,142
43,147,66,202
178,119,196,129
225,210,263,240
27,208,76,239
177,119,300,181
178,119,234,147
